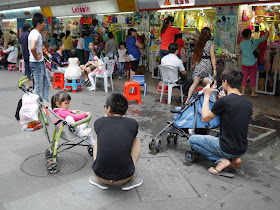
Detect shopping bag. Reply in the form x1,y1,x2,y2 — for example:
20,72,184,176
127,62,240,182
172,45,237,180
19,92,39,125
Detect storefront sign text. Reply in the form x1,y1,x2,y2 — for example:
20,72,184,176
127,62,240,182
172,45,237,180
72,6,90,14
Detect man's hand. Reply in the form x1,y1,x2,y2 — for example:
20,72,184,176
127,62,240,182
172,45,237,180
203,84,214,97
36,53,42,60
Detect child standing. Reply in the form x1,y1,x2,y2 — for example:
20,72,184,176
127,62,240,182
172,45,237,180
51,91,94,146
87,48,104,91
64,49,82,80
118,42,127,80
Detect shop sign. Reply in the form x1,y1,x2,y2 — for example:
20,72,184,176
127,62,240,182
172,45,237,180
72,5,90,14
158,0,195,7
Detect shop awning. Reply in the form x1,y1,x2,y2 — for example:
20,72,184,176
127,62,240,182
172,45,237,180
0,6,42,20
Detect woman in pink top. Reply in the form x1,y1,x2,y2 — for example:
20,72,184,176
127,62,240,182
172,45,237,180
51,91,94,145
159,16,198,59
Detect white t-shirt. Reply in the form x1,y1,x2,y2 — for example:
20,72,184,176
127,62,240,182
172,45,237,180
28,29,43,62
7,46,18,63
118,49,127,62
161,53,185,72
76,37,85,50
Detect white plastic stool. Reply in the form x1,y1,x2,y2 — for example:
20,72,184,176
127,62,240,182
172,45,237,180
19,59,25,73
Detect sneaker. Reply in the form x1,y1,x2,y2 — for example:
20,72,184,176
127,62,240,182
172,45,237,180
78,128,91,136
84,79,90,86
122,177,143,191
87,86,93,90
118,76,122,80
89,176,109,190
88,87,97,91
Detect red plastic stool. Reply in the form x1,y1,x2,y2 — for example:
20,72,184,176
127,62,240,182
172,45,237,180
157,81,168,94
53,73,64,89
196,86,204,92
123,82,141,105
8,64,17,71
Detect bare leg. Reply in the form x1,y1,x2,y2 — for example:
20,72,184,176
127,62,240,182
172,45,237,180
208,158,231,174
231,157,242,168
186,77,200,102
251,87,258,97
241,86,246,95
130,70,135,82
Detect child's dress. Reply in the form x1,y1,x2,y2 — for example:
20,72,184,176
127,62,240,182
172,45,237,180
64,57,82,79
91,56,104,75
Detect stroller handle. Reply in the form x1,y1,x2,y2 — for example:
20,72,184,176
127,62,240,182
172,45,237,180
18,76,29,88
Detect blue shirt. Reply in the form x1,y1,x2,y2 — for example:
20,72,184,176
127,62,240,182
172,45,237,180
84,36,94,52
240,37,266,66
48,37,56,46
19,30,29,61
51,52,68,69
89,52,95,61
126,37,141,61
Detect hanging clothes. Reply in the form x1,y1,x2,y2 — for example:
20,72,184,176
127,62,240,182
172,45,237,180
264,49,271,72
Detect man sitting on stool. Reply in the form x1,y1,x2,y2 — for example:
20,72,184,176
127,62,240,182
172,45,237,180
2,42,18,70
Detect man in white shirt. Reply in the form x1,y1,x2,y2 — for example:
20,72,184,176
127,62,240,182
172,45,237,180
161,43,192,96
2,42,18,69
76,33,85,65
28,13,50,101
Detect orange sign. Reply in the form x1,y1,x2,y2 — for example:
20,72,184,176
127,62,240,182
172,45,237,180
116,0,137,12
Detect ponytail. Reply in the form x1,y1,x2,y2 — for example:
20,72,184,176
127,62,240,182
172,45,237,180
161,16,175,34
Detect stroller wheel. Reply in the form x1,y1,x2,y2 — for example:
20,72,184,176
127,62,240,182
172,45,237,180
47,161,60,174
149,139,156,150
167,133,172,144
87,146,93,156
45,149,52,160
185,150,196,162
173,134,178,144
156,140,161,151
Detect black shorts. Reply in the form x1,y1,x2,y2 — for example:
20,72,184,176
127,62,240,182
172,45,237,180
130,60,139,72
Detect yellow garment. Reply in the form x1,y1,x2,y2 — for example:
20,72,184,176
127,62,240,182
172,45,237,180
62,36,73,50
273,35,279,40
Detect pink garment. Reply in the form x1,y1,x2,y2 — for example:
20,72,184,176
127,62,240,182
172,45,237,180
54,108,87,122
242,62,258,87
257,38,267,64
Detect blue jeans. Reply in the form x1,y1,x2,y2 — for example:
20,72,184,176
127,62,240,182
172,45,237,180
29,61,51,102
24,60,32,80
188,135,244,165
160,49,169,60
85,51,90,63
118,62,125,77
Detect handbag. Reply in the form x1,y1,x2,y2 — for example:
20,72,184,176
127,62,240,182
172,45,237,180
251,39,260,59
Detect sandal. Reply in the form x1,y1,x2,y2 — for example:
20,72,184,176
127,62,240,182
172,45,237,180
228,166,245,175
208,167,234,178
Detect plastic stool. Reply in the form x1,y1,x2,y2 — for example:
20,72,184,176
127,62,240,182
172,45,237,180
19,59,25,73
8,64,17,71
63,77,83,93
123,82,141,104
196,86,204,92
53,73,64,89
157,81,168,94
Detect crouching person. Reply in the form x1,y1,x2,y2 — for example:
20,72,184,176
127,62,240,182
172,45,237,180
188,67,252,178
89,93,143,190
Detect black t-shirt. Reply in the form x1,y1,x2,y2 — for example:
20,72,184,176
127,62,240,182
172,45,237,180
211,94,252,155
92,116,138,181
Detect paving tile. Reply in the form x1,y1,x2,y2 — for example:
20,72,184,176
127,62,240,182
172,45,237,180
0,149,25,176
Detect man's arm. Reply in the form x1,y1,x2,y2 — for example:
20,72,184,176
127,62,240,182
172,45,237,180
30,40,41,60
201,84,217,123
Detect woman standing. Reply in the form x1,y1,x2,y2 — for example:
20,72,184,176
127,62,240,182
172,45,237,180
126,28,143,81
159,16,198,59
62,30,73,60
240,29,268,97
186,27,217,103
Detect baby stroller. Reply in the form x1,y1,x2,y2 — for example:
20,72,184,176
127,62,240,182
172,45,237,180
149,88,221,161
44,57,54,79
18,76,93,174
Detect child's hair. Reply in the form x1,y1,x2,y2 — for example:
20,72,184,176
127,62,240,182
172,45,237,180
51,91,71,109
70,49,77,58
174,29,182,42
105,93,128,116
94,48,102,59
108,32,114,39
119,42,125,47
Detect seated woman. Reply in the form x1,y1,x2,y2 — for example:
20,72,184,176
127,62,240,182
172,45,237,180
51,42,68,73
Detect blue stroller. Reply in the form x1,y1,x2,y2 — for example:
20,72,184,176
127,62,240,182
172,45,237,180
149,88,221,161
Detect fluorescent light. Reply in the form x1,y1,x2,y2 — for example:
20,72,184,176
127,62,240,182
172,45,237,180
2,19,17,22
26,19,32,21
114,12,134,15
56,15,81,18
184,7,212,10
157,9,182,12
250,3,280,6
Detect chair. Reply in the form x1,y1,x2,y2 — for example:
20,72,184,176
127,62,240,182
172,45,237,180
8,64,17,71
133,75,147,96
159,65,184,105
64,77,83,93
19,59,25,73
94,60,115,93
53,73,64,89
124,82,141,104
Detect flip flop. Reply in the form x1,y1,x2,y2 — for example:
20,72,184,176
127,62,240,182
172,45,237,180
251,95,258,98
228,167,245,176
208,168,234,178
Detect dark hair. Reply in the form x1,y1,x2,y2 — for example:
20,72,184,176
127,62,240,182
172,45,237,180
0,30,2,37
53,33,58,40
65,30,70,39
81,33,85,38
94,48,102,59
119,42,125,47
194,27,211,63
22,22,31,32
106,93,128,115
51,91,71,109
174,31,182,42
222,67,243,89
128,28,136,36
32,13,45,28
108,32,114,39
161,16,175,34
242,29,252,38
85,32,90,37
9,31,14,34
60,33,65,40
168,43,178,53
70,49,77,58
7,42,14,46
56,41,64,51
